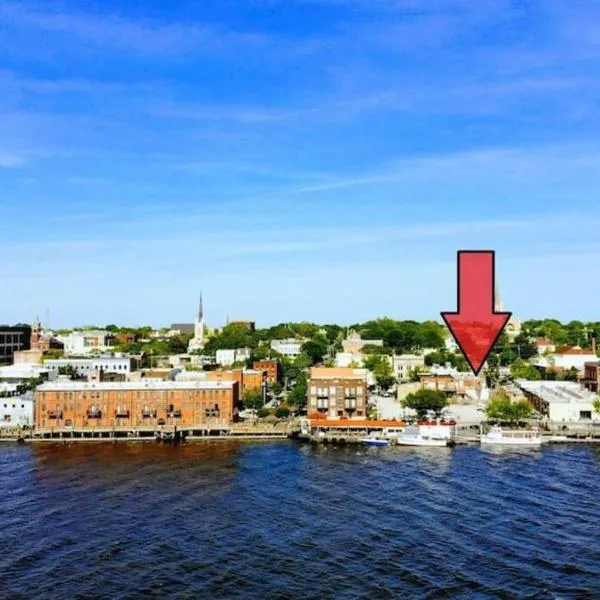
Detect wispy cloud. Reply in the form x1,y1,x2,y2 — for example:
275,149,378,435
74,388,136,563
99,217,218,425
0,2,269,56
0,152,25,168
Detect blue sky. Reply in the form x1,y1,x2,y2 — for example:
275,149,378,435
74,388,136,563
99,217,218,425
1,0,600,328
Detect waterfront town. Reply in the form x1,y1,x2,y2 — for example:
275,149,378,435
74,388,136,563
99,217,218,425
1,292,599,446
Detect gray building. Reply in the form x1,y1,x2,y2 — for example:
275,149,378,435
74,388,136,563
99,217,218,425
0,326,30,365
44,357,133,379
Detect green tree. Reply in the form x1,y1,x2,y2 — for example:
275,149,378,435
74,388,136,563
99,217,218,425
301,337,328,365
513,333,538,360
287,372,308,407
257,407,271,418
270,382,284,396
242,389,263,410
593,397,600,418
275,406,291,418
485,392,533,424
510,359,541,380
402,389,447,418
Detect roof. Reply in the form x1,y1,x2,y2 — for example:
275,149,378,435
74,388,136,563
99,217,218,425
555,346,596,356
310,367,367,379
37,380,236,391
517,380,596,404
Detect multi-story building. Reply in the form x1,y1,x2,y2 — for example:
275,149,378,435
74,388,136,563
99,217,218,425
583,361,599,393
252,360,280,383
270,339,303,358
308,367,368,420
215,348,250,366
44,357,134,379
1,391,34,427
0,325,30,365
392,354,425,382
176,368,267,394
35,380,239,431
533,346,598,374
59,330,116,356
115,332,142,345
419,366,484,402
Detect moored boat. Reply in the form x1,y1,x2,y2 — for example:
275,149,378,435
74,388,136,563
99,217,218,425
359,436,390,446
480,425,542,446
394,423,454,447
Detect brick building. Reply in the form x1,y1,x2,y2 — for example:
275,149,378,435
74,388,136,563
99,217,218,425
253,360,280,383
308,367,368,420
35,380,239,430
583,361,600,393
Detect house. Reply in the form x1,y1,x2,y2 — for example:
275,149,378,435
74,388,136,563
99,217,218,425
517,380,598,422
0,325,30,365
308,367,368,420
419,366,485,403
533,346,598,374
216,348,251,366
534,337,555,354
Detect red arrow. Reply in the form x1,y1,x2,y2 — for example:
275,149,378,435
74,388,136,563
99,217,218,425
441,251,511,375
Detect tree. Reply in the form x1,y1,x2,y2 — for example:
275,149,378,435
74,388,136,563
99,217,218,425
513,333,538,360
288,373,308,407
301,338,328,365
275,406,291,418
373,358,396,391
402,389,447,419
257,407,271,418
242,389,263,410
510,359,541,380
485,392,533,424
270,382,284,396
594,397,600,419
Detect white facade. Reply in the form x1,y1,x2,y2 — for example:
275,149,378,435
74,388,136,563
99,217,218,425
59,331,115,356
392,354,425,382
0,392,34,427
216,348,250,366
534,349,597,372
334,352,364,367
0,364,49,382
44,358,132,378
270,339,303,357
518,380,598,422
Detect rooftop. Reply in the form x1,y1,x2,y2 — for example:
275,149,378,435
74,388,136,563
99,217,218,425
310,367,367,379
517,380,597,404
37,380,236,391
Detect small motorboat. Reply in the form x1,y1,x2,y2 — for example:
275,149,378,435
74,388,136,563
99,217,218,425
359,436,390,447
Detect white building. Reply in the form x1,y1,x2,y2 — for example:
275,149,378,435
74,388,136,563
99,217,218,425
392,354,425,382
518,380,598,422
334,352,364,368
342,331,384,354
188,293,206,353
0,363,49,383
270,339,303,358
0,391,34,427
533,347,598,373
44,357,133,379
216,348,251,366
58,330,115,356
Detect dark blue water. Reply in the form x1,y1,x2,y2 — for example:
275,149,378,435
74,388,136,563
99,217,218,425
1,441,600,599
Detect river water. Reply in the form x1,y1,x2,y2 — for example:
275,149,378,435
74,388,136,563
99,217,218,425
1,441,600,599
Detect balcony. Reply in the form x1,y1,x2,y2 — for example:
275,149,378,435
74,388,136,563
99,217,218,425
87,410,102,419
115,410,130,418
141,410,157,419
47,411,63,420
167,410,182,418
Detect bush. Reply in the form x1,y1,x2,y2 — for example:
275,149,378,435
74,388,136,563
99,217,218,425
275,406,291,419
257,407,271,418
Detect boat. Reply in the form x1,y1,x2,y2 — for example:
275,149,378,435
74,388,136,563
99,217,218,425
359,436,390,447
394,424,453,447
480,425,542,446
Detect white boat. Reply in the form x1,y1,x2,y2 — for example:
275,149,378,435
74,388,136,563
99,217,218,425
359,436,390,447
394,424,453,447
480,425,542,446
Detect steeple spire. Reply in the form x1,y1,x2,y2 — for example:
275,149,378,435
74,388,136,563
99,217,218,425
198,292,203,322
494,283,503,312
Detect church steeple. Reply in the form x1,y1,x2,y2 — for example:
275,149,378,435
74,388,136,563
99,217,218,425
198,292,203,322
494,283,504,312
